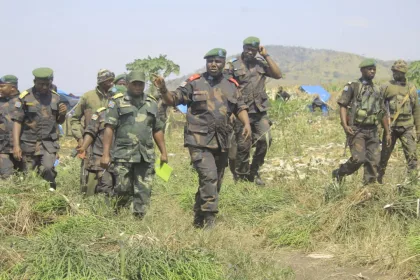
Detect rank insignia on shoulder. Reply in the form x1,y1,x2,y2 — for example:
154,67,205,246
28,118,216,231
26,102,34,106
180,81,187,87
96,107,106,113
19,91,29,99
108,101,115,108
15,101,22,108
91,114,98,120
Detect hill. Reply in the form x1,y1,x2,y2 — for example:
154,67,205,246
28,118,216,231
167,45,394,90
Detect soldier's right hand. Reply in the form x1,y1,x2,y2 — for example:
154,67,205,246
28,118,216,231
152,74,166,91
100,155,111,169
343,125,355,136
13,146,22,161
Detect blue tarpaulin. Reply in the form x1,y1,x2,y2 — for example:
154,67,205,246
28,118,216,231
57,89,79,109
299,85,331,103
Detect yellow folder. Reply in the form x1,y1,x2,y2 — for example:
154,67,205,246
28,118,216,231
155,159,173,182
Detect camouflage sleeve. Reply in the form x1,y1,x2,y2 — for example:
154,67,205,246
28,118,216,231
11,99,25,122
410,85,420,132
173,82,193,106
337,83,354,107
153,115,165,133
70,96,86,140
380,84,390,117
231,88,248,116
84,112,101,139
104,101,119,129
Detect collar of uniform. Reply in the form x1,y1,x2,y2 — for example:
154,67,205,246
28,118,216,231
204,72,223,84
359,78,373,85
96,86,110,98
393,79,407,86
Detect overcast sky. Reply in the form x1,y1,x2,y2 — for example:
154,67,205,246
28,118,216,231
1,0,419,94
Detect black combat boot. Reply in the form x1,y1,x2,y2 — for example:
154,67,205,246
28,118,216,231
332,169,343,183
193,211,204,228
254,172,265,186
203,212,216,230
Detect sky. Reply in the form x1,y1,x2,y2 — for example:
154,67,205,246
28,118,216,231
1,0,419,94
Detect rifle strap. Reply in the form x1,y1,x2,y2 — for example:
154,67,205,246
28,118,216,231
391,90,411,127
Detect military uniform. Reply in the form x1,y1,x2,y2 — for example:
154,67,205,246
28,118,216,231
226,40,278,182
378,60,420,180
13,68,65,189
334,60,386,184
83,107,114,194
70,69,119,194
0,75,22,178
105,85,163,216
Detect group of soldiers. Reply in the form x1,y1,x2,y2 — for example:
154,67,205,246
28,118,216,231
1,36,418,229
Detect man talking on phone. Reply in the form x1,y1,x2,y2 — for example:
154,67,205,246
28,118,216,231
225,36,282,186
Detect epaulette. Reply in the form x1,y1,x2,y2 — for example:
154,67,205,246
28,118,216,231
228,78,239,87
147,94,157,102
112,93,124,99
188,74,201,82
51,90,59,95
96,107,106,113
19,91,29,99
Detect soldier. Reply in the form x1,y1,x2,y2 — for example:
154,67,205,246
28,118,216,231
114,73,127,87
226,36,282,186
276,86,290,101
377,60,420,183
332,59,391,184
0,75,23,178
101,70,167,218
153,48,252,229
70,69,120,195
77,107,114,195
12,68,67,191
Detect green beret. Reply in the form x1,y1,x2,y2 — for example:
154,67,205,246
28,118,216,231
359,59,376,68
114,73,127,83
204,48,227,59
127,70,146,83
391,59,408,73
243,36,260,47
0,75,18,87
32,67,54,79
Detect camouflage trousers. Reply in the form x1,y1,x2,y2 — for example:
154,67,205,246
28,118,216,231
189,147,228,214
113,161,154,215
0,153,24,179
337,126,380,184
228,132,237,178
378,126,417,177
234,112,272,177
83,154,114,196
22,150,57,189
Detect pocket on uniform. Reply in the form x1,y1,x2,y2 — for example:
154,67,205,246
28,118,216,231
118,107,135,124
233,68,246,77
188,123,208,134
189,148,203,163
191,91,208,113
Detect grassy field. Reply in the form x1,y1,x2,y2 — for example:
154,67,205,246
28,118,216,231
1,96,420,279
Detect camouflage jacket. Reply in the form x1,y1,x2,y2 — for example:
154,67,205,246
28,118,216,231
337,78,385,126
381,80,420,130
70,86,122,140
84,107,108,170
0,95,19,153
12,88,63,155
172,73,247,150
225,55,275,114
105,92,163,163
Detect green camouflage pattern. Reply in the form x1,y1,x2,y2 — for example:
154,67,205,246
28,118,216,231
105,93,163,163
391,60,408,73
337,126,380,184
382,80,420,130
0,95,18,153
113,161,154,215
379,126,417,178
172,73,247,150
22,149,58,189
189,146,228,213
0,153,23,179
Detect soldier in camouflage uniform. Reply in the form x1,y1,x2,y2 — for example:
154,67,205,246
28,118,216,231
12,68,67,190
332,59,391,184
225,36,282,186
101,70,167,218
114,74,127,87
153,48,251,229
77,107,114,194
0,75,23,178
378,60,420,183
70,69,121,195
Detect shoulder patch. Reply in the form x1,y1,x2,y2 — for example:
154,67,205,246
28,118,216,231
228,78,239,87
188,74,201,82
19,91,29,99
96,107,106,113
14,101,22,108
147,94,157,102
343,86,349,91
91,114,98,120
108,100,115,108
112,93,124,100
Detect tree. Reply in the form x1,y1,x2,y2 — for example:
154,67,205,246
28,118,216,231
407,61,420,89
126,55,180,95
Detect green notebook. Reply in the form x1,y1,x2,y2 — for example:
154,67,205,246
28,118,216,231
155,159,173,182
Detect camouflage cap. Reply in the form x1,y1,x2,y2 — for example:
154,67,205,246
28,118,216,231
127,70,146,83
114,73,127,83
391,59,408,73
243,36,260,47
97,69,115,84
204,48,227,59
359,59,376,68
32,67,54,79
0,75,18,87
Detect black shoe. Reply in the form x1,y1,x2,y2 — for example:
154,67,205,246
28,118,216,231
377,174,384,184
203,212,216,230
254,173,265,186
332,169,343,183
193,212,204,228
